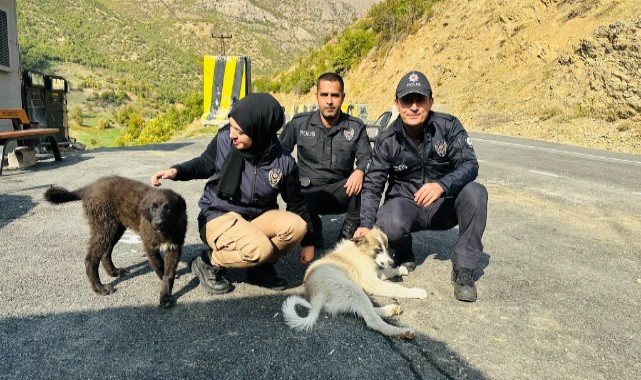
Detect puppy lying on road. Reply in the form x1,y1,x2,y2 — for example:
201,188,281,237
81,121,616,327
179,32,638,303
282,227,427,339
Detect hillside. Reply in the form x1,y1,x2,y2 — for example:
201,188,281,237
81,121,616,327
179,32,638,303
16,0,383,146
277,0,641,154
17,0,380,101
16,0,641,154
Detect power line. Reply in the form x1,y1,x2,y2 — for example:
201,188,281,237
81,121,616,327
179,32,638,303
158,0,190,29
156,0,229,55
157,0,203,44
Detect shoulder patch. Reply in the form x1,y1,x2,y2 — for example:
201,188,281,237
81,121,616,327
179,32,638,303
268,168,283,187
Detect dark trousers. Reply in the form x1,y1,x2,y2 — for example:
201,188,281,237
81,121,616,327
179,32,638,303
302,179,361,224
375,182,488,271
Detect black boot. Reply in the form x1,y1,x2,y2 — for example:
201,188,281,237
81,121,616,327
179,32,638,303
311,214,324,248
337,219,359,242
246,262,288,290
451,265,477,302
394,250,416,272
191,252,234,295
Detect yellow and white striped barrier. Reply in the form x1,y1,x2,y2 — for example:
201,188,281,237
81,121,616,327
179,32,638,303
202,55,251,125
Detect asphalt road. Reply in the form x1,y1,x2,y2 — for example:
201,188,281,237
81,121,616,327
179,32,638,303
0,132,639,379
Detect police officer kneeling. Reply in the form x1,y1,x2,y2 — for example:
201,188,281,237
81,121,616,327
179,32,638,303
280,73,372,247
354,71,488,302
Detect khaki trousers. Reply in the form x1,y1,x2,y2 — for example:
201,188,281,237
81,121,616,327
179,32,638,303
200,210,307,268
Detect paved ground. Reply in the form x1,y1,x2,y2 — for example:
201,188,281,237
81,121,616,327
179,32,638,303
0,133,640,379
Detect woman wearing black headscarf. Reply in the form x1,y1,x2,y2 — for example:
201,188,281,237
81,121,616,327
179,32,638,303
151,93,315,294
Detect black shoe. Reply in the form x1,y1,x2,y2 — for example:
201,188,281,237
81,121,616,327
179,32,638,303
394,251,416,272
246,262,288,290
338,219,359,242
400,261,416,272
451,265,477,302
191,254,234,295
311,214,325,248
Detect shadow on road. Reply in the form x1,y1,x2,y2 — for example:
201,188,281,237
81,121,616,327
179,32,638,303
0,194,37,229
90,141,195,153
1,294,489,380
412,228,491,281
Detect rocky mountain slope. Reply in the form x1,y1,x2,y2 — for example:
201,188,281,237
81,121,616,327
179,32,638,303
18,0,381,96
278,0,641,154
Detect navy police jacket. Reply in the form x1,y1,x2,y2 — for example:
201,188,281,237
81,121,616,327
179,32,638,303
279,111,371,186
360,111,479,228
171,125,315,247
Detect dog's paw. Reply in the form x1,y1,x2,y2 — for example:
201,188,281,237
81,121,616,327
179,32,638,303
399,266,409,276
390,304,403,316
411,287,428,299
94,283,115,295
110,268,129,277
398,328,416,340
159,295,176,309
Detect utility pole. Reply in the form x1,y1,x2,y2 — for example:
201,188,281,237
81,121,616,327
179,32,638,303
211,34,233,55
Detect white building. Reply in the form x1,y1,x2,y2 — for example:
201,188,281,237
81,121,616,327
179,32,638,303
0,0,21,132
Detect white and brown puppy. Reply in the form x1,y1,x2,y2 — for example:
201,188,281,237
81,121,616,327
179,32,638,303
282,227,427,339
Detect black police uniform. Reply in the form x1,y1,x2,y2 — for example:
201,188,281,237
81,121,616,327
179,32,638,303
280,110,372,244
360,111,488,272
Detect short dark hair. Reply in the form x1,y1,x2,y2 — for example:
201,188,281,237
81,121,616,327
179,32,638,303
317,72,344,93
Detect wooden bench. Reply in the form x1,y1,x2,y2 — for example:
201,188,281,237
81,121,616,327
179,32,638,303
0,109,62,175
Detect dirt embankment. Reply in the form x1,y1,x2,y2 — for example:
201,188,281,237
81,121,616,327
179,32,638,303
277,0,641,154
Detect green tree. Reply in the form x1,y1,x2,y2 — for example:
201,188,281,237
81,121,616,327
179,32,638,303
70,107,84,126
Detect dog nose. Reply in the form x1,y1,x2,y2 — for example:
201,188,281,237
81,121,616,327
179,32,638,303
376,256,395,268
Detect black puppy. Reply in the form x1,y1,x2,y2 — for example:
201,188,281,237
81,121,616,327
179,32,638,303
44,175,187,309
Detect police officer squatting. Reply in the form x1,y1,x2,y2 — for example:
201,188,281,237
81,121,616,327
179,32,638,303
151,93,316,294
280,72,372,248
354,71,489,302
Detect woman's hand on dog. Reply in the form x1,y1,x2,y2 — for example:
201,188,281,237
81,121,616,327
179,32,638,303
298,246,314,265
353,227,370,238
151,168,178,186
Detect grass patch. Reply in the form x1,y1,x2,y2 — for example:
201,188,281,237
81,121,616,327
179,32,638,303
70,125,122,149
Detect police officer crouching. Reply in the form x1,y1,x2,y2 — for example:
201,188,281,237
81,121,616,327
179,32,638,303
280,73,372,247
354,71,488,302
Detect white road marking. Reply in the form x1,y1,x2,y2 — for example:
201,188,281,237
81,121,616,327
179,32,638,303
527,169,562,178
475,138,641,166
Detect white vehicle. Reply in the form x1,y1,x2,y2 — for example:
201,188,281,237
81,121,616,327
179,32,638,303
364,107,398,143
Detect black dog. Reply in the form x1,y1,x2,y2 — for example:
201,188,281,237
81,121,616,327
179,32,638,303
44,176,187,309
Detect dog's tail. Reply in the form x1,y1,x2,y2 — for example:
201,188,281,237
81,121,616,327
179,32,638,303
281,295,321,332
44,186,82,204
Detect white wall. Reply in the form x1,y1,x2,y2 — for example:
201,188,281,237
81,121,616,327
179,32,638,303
0,0,21,132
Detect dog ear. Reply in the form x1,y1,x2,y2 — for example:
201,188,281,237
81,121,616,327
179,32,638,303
177,194,187,213
350,236,367,246
138,194,155,221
